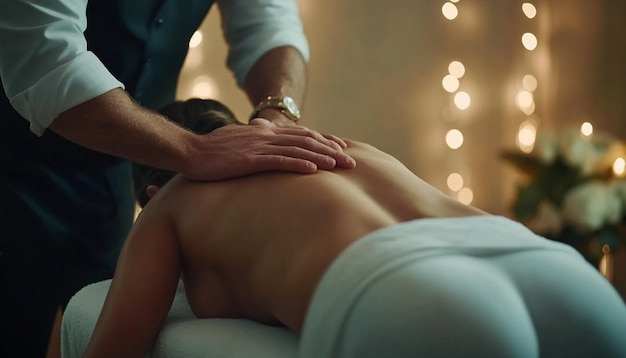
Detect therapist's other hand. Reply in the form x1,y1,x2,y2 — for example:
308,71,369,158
254,108,348,150
181,118,356,181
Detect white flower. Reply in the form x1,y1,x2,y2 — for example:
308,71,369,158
561,181,623,232
611,179,626,208
558,128,587,166
532,132,558,164
557,128,604,175
525,200,563,236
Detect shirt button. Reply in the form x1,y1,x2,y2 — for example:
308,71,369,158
155,18,164,27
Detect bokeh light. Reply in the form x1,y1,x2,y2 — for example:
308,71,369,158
522,74,538,91
522,3,537,19
448,61,466,78
454,91,471,110
189,31,203,48
447,172,464,192
522,32,538,51
191,76,218,98
446,129,464,149
516,120,538,153
442,2,458,20
614,158,626,177
580,121,593,137
442,74,460,93
457,187,474,205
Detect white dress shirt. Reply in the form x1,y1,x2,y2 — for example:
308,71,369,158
0,0,308,136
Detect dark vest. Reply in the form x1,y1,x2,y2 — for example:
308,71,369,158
87,0,216,109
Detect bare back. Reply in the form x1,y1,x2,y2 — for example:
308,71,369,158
146,139,485,332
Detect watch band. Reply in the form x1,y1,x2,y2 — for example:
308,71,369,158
249,96,301,122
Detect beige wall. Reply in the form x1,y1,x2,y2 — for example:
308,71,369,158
177,1,620,215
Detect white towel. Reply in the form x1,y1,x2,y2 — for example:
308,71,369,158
61,279,298,358
298,216,578,357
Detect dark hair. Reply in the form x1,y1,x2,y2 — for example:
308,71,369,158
133,98,240,207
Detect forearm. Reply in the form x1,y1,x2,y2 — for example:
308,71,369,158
49,88,194,174
243,46,307,108
243,46,351,150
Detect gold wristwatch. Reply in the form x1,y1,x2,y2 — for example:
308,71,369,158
249,95,301,122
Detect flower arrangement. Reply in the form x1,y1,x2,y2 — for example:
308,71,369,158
502,126,626,264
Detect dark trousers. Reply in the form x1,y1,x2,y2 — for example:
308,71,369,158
0,250,126,356
0,142,134,357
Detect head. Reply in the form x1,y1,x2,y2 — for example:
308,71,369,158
133,98,240,207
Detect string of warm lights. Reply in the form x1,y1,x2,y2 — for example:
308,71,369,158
513,4,624,176
514,2,540,154
441,0,473,205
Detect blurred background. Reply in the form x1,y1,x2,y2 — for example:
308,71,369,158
176,0,626,216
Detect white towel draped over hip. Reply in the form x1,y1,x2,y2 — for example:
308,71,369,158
299,216,626,358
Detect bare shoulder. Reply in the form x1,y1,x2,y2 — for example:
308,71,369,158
343,138,378,151
342,139,406,168
344,139,397,157
137,175,192,217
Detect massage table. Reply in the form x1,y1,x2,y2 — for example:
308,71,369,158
61,279,298,358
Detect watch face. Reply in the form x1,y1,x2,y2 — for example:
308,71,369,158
283,96,301,117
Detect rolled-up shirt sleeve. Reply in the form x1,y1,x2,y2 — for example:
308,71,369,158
217,0,309,86
0,0,124,136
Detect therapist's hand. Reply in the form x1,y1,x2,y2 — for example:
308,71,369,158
254,108,349,150
181,118,356,181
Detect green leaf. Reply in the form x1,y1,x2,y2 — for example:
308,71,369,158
500,151,544,179
512,182,543,219
537,157,584,205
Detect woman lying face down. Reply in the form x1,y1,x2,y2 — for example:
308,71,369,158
84,99,626,358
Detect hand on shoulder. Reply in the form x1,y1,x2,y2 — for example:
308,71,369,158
180,120,355,181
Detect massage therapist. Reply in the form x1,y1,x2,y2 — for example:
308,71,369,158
0,1,355,356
